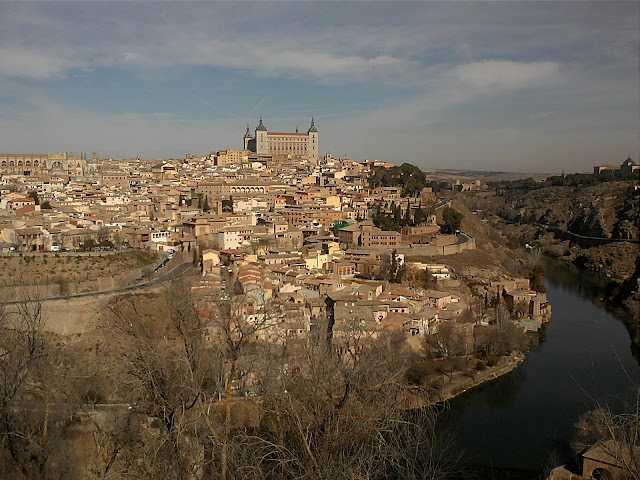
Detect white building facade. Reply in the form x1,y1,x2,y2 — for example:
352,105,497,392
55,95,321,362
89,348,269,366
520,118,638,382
244,117,318,161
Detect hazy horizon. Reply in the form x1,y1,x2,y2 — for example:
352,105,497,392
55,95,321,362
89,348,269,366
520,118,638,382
1,1,638,173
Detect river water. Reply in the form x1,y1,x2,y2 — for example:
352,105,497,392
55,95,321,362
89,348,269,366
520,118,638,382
441,260,640,477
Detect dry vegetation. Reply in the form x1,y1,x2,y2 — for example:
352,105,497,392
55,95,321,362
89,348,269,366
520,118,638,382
0,250,158,287
0,279,463,480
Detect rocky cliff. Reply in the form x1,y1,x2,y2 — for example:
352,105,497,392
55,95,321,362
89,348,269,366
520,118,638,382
463,180,639,342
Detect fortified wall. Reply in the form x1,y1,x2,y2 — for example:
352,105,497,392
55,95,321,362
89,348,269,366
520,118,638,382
396,233,476,256
0,251,190,301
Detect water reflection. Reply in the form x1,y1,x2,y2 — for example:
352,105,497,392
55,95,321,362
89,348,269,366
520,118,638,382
440,259,640,477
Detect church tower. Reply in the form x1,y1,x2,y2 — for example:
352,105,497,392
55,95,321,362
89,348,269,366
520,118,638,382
255,116,268,155
243,124,253,150
307,118,318,161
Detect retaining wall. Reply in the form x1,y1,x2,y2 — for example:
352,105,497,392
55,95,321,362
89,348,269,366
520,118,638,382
1,251,191,301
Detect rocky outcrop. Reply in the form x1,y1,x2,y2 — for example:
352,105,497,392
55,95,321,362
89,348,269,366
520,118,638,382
609,255,640,342
612,192,640,240
567,205,609,238
466,181,639,346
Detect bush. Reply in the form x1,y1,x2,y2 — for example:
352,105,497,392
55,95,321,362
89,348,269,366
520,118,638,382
486,355,499,367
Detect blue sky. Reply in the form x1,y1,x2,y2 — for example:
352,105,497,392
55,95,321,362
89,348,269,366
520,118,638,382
0,1,637,172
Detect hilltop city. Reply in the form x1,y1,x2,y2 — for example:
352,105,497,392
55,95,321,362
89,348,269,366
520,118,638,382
2,117,639,479
0,117,554,345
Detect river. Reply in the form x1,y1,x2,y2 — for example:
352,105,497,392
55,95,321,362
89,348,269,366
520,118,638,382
440,260,640,478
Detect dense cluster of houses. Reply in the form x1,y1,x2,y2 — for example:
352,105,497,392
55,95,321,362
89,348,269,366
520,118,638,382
1,149,549,348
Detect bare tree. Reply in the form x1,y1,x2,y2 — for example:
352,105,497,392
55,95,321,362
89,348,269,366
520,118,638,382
573,387,640,479
0,296,54,479
103,279,220,479
238,329,458,480
95,279,460,480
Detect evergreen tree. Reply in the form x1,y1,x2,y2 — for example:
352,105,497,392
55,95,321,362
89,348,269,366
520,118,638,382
28,191,39,205
393,204,402,224
441,206,463,233
402,206,411,227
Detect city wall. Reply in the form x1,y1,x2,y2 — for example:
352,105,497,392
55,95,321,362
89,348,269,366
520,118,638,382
1,251,191,301
396,233,476,256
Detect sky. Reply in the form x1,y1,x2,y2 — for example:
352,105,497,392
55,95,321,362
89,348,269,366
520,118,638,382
0,1,638,173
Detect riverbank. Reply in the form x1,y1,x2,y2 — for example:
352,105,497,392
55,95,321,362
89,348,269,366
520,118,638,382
406,351,527,409
439,268,640,476
543,258,640,351
437,352,526,403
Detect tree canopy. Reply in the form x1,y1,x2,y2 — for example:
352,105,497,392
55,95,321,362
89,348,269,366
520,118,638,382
368,163,428,197
440,207,463,234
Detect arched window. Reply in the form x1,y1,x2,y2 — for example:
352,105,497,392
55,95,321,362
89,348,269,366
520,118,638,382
34,160,39,166
1,161,6,167
25,160,31,166
18,160,23,166
9,161,15,166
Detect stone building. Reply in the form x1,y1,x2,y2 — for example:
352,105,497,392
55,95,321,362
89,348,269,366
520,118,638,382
244,117,318,161
337,220,402,249
0,152,87,176
212,148,250,166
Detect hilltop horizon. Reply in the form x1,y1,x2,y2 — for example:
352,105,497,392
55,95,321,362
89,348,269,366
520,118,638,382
1,2,638,172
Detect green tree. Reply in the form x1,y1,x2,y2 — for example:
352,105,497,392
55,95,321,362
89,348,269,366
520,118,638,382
393,203,402,224
202,195,210,212
28,190,39,205
413,206,426,226
40,200,52,210
440,207,463,234
403,203,413,227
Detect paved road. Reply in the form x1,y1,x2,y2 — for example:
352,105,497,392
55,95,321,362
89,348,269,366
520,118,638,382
499,217,640,244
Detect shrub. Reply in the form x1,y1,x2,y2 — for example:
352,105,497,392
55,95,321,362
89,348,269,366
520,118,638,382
486,355,499,367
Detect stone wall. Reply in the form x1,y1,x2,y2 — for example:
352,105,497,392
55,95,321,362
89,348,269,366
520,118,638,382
396,233,476,256
1,251,191,301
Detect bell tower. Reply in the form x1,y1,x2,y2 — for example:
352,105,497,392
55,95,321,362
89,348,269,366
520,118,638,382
307,117,318,161
255,116,268,155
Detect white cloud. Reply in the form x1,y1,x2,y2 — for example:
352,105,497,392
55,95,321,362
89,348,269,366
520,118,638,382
453,61,560,90
0,48,79,79
0,2,637,172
